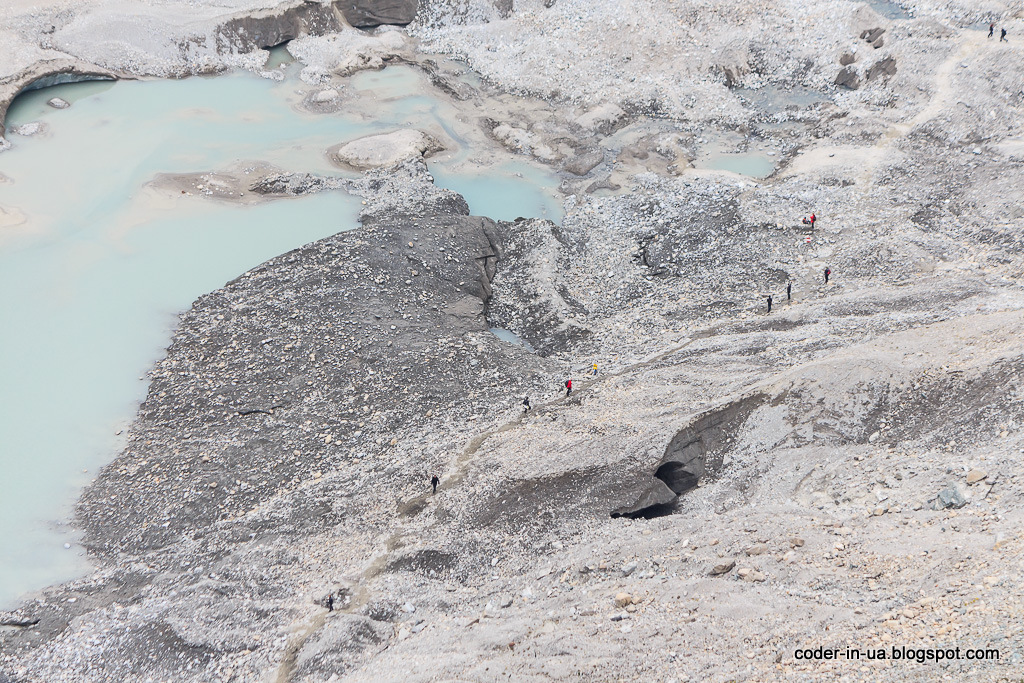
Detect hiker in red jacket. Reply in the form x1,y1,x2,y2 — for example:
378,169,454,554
565,378,573,397
824,267,831,284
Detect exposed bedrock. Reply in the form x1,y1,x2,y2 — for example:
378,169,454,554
339,0,420,28
214,0,346,53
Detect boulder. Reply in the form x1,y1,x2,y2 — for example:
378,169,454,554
46,97,70,109
966,469,987,485
610,478,677,518
339,0,418,28
839,52,857,66
835,67,861,90
327,129,443,170
710,561,735,576
861,27,886,43
866,57,897,82
935,485,967,509
737,568,766,582
563,151,604,176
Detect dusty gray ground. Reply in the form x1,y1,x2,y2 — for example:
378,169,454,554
3,0,1024,682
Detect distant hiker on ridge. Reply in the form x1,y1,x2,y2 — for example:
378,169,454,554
786,282,792,300
1001,27,1008,42
326,594,334,611
565,378,573,396
824,267,832,284
592,362,598,376
802,213,816,227
766,294,773,313
522,396,531,412
431,474,440,494
989,22,995,39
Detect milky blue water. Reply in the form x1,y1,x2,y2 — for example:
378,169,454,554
865,0,912,21
695,152,776,178
0,64,561,607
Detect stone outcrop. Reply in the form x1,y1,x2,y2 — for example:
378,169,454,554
339,0,419,28
327,129,443,170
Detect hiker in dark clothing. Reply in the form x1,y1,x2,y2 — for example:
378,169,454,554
786,282,792,301
565,379,573,396
522,396,531,412
824,267,831,284
766,294,773,313
326,594,334,612
989,22,995,38
431,474,439,494
1001,27,1008,42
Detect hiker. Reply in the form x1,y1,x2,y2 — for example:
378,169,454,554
989,22,995,38
801,213,816,227
592,362,598,376
1001,27,1008,42
431,474,439,494
786,282,792,300
522,396,531,412
565,378,573,396
766,294,773,313
824,267,831,284
326,594,334,612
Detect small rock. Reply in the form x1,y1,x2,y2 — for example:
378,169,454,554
789,538,805,548
499,595,513,608
47,97,70,109
745,544,768,556
402,602,415,613
710,561,735,576
935,485,967,509
966,469,987,485
738,568,766,582
614,592,632,608
621,561,638,576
